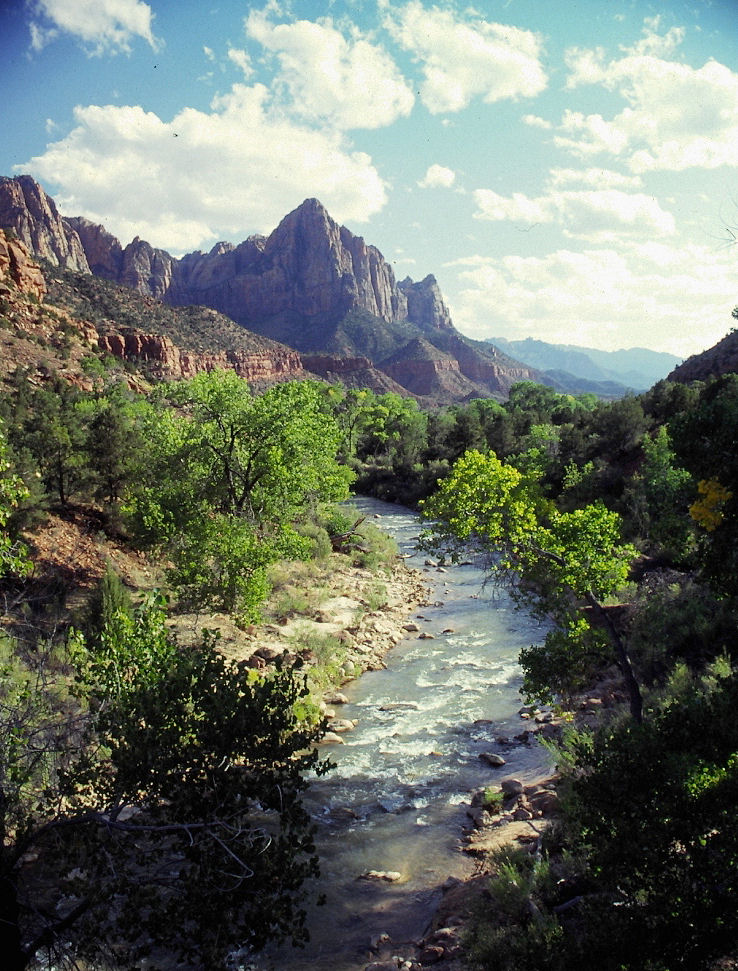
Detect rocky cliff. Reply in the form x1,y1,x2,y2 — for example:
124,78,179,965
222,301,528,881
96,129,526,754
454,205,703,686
0,229,308,392
0,176,541,402
0,229,47,303
0,176,90,272
668,326,738,384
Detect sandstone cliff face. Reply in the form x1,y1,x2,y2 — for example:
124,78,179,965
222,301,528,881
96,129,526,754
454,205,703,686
65,216,124,280
399,275,453,331
0,230,47,302
97,330,306,385
0,176,543,403
301,354,410,396
167,198,409,328
0,178,467,353
0,176,90,272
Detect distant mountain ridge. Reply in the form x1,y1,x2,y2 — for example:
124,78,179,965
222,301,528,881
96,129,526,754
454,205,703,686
490,336,682,391
0,174,542,402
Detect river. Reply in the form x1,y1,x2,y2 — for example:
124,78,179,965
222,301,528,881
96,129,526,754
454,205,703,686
252,497,550,971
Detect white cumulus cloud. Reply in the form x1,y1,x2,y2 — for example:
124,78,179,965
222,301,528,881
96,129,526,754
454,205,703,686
559,19,738,171
473,186,675,240
19,85,388,253
447,239,737,356
245,9,414,130
27,0,158,54
383,1,547,113
418,164,456,189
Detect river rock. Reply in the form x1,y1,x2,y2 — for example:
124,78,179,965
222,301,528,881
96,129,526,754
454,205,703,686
330,718,357,733
403,622,421,632
359,870,403,882
370,931,391,947
513,806,534,821
321,732,345,745
418,632,435,640
324,691,350,705
480,752,506,767
529,790,561,815
431,927,460,943
500,777,524,796
254,645,284,661
419,944,445,964
466,806,489,829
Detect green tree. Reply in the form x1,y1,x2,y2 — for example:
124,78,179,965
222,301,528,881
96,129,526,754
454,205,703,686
356,392,427,469
129,372,352,617
0,422,30,579
420,449,642,720
671,374,738,595
1,597,330,969
162,372,351,521
558,668,738,970
624,425,694,560
83,386,143,510
19,382,86,507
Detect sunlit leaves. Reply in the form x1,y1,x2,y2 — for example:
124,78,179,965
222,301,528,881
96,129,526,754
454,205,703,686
0,422,30,578
420,447,638,711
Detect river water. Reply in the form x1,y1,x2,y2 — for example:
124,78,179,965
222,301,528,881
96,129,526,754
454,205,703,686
253,497,550,971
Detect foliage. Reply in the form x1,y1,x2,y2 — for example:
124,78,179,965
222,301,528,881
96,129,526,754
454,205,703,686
1,597,331,969
14,380,87,508
167,513,297,620
78,560,133,646
671,374,738,595
0,422,30,579
520,619,610,707
128,372,353,618
627,577,736,684
465,845,567,971
420,449,641,718
556,668,738,970
624,424,695,560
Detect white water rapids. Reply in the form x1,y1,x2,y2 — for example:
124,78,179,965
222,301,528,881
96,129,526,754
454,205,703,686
252,497,550,971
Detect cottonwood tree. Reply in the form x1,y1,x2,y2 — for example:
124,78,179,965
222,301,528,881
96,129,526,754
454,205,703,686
420,449,642,720
128,371,353,618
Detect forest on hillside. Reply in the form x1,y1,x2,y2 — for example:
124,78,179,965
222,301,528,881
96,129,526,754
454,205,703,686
1,345,737,969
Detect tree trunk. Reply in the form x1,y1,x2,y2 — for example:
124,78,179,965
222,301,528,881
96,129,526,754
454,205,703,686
0,845,27,971
585,590,643,723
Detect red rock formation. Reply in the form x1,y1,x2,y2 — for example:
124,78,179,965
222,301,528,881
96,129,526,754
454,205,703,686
97,329,306,385
167,199,409,330
301,354,410,395
0,177,543,403
399,275,454,331
0,230,47,302
0,175,89,271
65,216,123,280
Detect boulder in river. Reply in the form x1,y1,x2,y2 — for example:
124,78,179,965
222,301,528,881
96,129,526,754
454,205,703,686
480,752,506,767
359,870,403,883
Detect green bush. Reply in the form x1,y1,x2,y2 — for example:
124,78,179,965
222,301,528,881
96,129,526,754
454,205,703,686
295,520,333,560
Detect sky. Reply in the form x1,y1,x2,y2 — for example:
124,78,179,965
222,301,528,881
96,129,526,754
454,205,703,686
1,0,737,359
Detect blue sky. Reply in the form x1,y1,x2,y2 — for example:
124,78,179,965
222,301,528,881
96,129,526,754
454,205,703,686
1,0,737,357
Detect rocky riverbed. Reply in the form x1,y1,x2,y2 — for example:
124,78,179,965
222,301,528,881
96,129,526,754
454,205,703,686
211,546,566,971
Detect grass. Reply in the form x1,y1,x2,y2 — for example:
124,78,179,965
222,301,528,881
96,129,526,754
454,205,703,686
289,626,348,695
